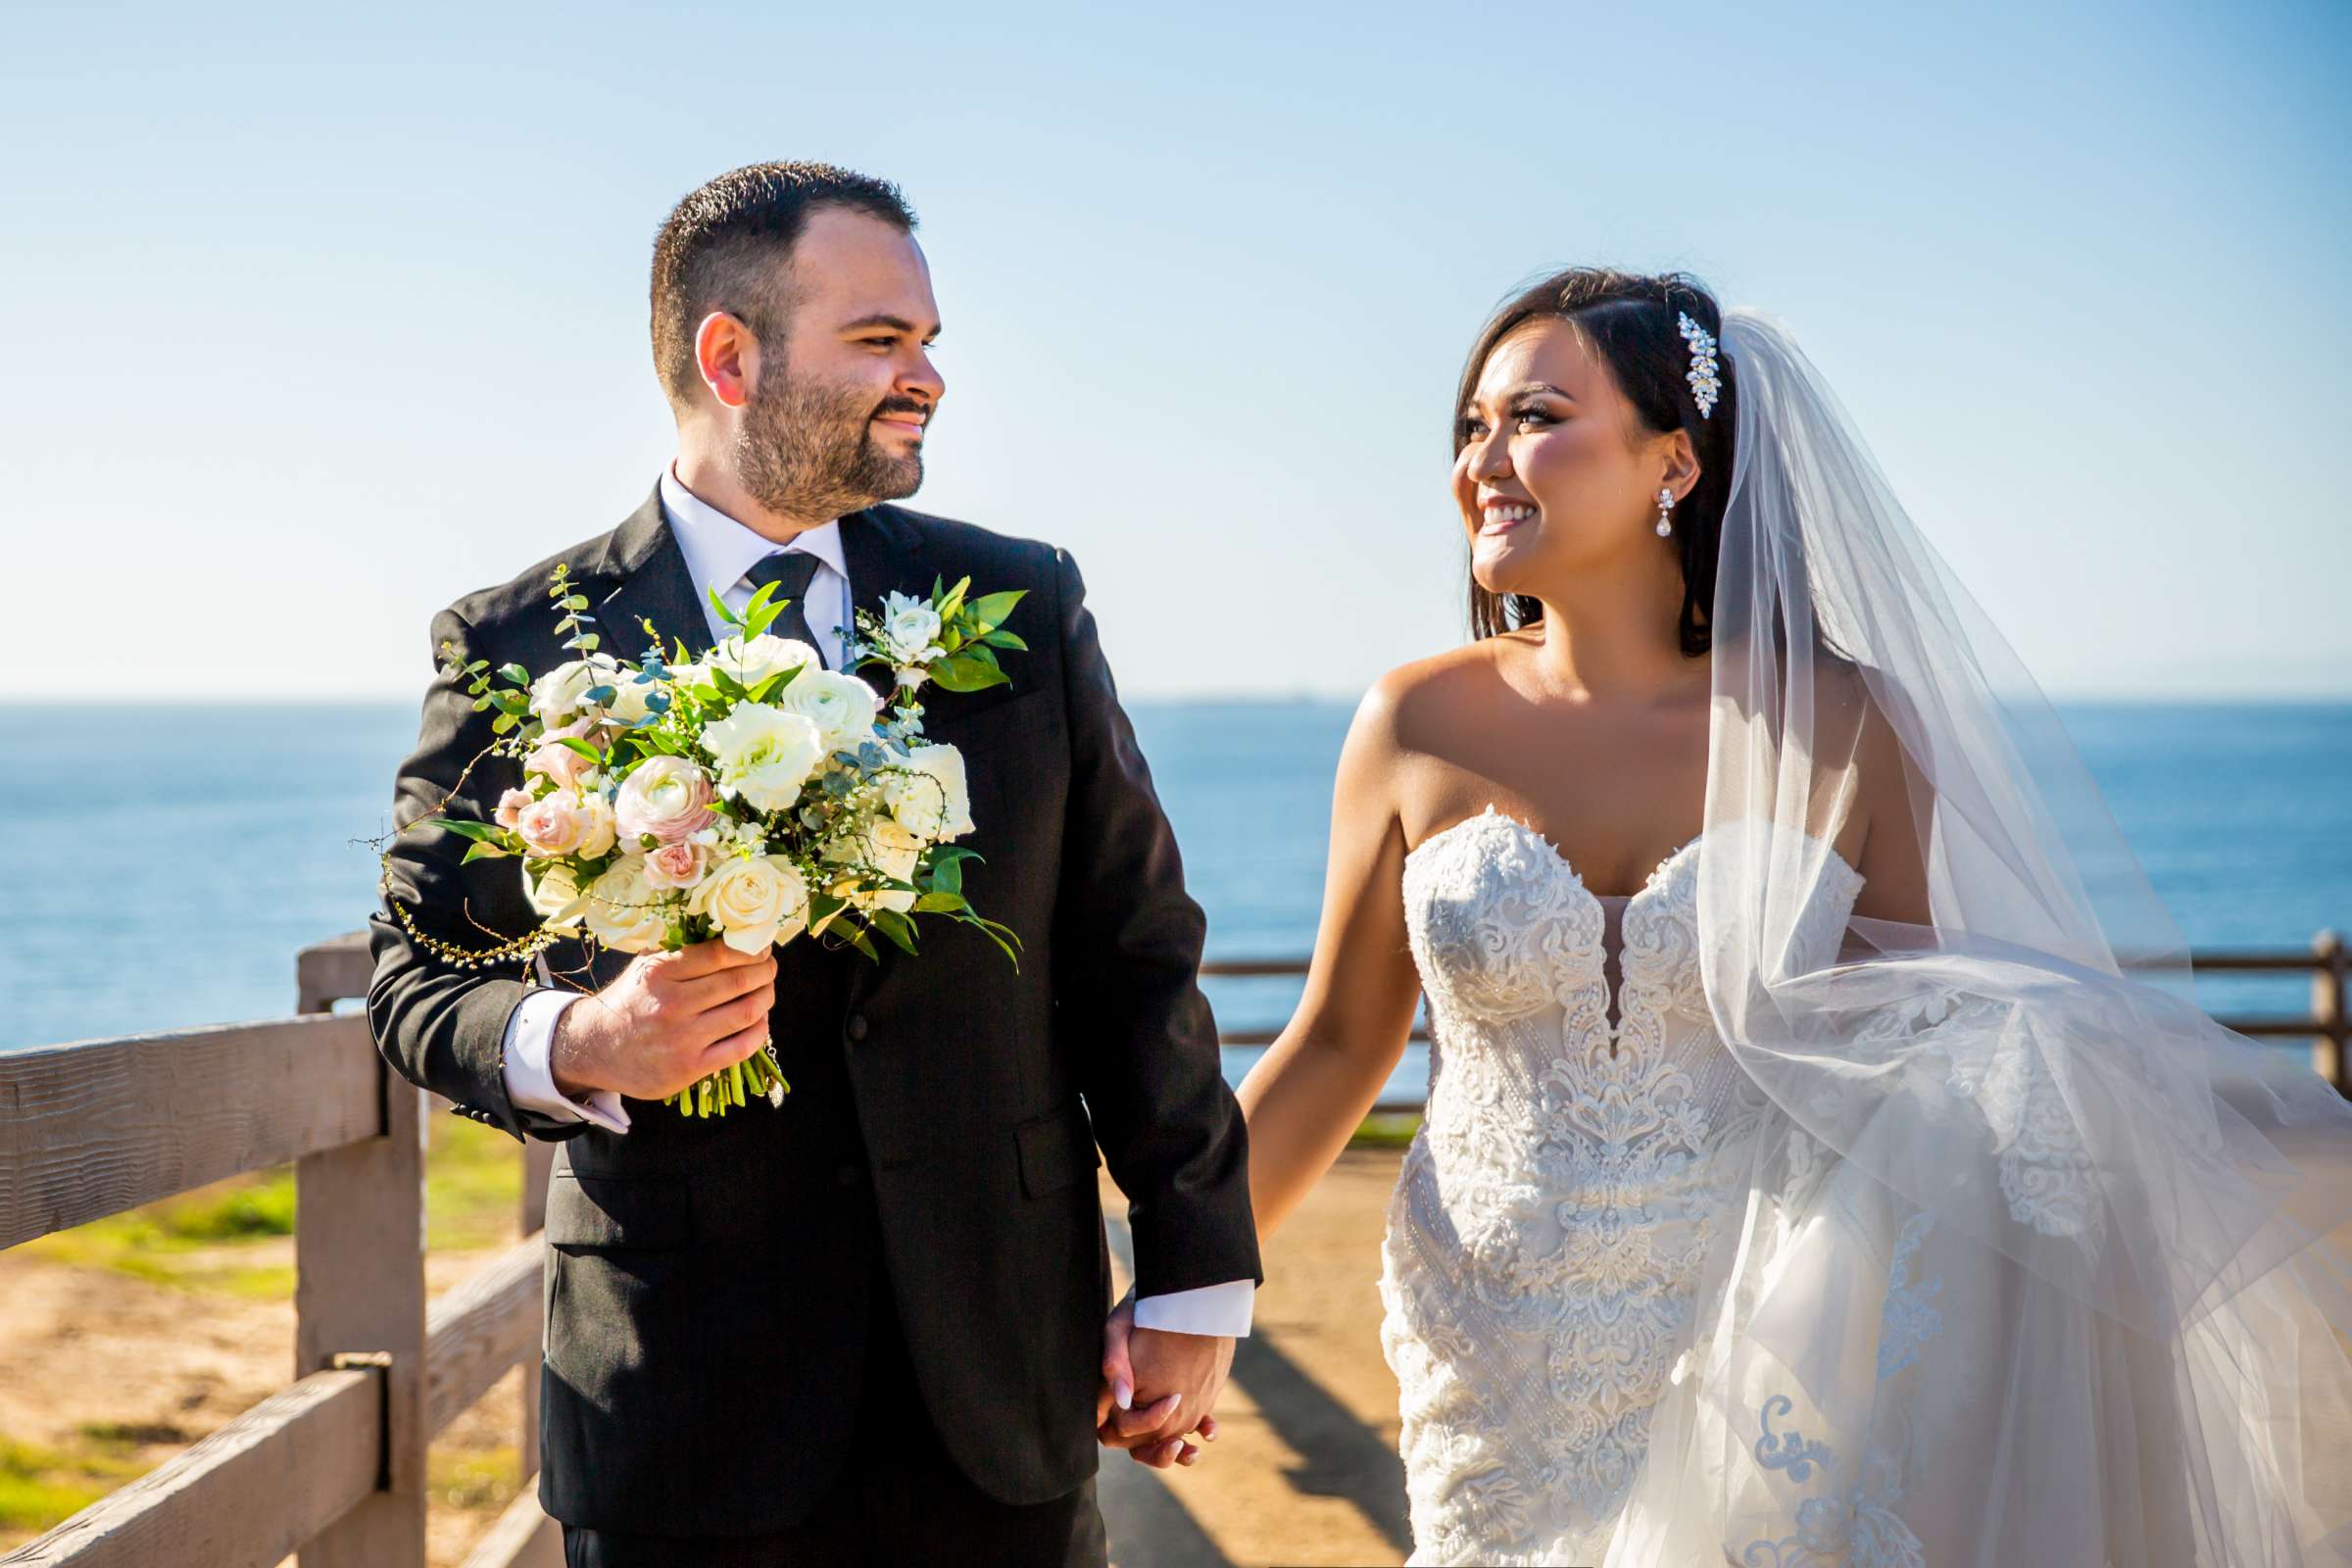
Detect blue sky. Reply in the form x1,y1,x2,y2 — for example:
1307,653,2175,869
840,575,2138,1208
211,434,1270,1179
5,0,2346,700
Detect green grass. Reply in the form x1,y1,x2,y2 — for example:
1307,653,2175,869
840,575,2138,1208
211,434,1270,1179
23,1112,525,1298
428,1444,522,1510
424,1115,526,1251
1348,1110,1423,1150
0,1432,150,1536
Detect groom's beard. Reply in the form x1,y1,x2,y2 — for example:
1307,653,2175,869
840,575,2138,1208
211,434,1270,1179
734,368,926,521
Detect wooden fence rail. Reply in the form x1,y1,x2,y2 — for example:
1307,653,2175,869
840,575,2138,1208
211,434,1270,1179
0,941,559,1568
2,924,2344,1566
1200,928,2352,1108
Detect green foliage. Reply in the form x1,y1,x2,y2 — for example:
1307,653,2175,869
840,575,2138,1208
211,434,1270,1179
867,907,920,956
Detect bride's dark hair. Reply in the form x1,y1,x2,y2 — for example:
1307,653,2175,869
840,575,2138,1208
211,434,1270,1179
1456,268,1738,655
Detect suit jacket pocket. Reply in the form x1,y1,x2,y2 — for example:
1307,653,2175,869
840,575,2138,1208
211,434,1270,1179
1015,1105,1102,1199
545,1171,692,1250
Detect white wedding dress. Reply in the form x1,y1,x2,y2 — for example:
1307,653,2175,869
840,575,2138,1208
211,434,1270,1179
1380,807,1866,1566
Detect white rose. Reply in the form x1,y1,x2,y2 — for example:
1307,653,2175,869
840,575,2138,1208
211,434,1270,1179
699,702,825,813
607,672,658,723
770,667,879,756
827,816,924,913
524,862,586,927
709,633,818,692
687,854,809,953
571,791,618,859
583,857,671,954
879,592,943,663
667,661,710,692
882,742,974,842
528,655,619,726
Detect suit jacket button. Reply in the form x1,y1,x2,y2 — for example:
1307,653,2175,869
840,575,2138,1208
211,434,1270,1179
846,1013,869,1043
835,1164,863,1188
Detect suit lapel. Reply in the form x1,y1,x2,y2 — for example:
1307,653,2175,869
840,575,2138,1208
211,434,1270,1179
835,504,928,696
590,485,708,664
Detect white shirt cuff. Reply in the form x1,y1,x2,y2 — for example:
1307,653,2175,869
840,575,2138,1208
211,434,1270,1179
1134,1279,1255,1338
501,988,631,1134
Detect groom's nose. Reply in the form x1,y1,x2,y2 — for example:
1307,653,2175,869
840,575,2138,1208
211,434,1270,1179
899,348,944,407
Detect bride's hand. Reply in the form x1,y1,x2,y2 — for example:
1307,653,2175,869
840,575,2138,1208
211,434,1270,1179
1096,1285,1217,1467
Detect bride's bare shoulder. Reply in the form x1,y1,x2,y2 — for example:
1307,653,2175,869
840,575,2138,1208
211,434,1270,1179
1352,635,1526,757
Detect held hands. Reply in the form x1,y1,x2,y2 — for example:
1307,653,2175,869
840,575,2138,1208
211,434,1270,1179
1097,1287,1232,1469
548,939,778,1102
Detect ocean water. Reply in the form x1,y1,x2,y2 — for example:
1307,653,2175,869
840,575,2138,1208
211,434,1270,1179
5,701,2347,1103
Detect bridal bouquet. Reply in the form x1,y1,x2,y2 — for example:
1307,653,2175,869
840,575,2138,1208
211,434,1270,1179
385,566,1026,1117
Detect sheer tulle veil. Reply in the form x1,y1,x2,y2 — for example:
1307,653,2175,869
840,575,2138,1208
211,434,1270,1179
1604,308,2352,1564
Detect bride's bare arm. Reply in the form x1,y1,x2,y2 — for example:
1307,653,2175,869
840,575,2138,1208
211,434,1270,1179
1236,678,1426,1244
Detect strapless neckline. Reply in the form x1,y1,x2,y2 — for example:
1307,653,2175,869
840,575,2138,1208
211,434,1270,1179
1405,806,1864,906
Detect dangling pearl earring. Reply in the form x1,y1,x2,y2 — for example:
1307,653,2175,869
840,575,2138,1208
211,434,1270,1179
1655,487,1675,537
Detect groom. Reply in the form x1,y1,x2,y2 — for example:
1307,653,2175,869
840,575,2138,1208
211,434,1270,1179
368,162,1261,1566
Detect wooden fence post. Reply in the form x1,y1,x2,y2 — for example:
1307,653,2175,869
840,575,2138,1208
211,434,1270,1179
295,1055,428,1565
2315,929,2347,1095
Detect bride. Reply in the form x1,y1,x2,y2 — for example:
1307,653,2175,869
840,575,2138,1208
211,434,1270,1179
1224,270,2352,1564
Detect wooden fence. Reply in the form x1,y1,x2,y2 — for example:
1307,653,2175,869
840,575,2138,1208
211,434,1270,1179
0,935,560,1568
0,926,2342,1566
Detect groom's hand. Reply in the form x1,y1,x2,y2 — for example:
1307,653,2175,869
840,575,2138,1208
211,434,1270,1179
1098,1289,1229,1468
548,940,777,1101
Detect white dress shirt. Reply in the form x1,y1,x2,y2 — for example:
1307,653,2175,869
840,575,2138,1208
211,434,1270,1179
498,466,1253,1338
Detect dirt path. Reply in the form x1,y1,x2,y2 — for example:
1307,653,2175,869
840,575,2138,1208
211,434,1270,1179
1099,1148,1408,1568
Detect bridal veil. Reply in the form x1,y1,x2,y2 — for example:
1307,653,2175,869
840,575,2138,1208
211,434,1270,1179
1606,308,2352,1565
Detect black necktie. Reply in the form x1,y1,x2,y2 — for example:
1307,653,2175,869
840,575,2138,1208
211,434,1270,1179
743,551,827,668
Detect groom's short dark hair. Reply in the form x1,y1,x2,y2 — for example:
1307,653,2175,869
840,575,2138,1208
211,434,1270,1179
650,161,918,408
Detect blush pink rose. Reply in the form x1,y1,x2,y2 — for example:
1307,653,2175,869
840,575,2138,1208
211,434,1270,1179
614,756,717,847
514,791,588,858
525,719,598,791
641,840,708,892
494,788,535,830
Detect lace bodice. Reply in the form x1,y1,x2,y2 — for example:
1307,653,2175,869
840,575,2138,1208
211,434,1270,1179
1379,808,1866,1566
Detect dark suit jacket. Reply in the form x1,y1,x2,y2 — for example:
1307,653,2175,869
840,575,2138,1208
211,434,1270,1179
367,486,1261,1535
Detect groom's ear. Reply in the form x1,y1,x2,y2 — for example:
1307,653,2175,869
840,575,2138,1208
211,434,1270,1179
692,310,760,411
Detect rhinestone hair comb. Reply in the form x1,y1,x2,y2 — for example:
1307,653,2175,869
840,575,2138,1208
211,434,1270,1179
1678,311,1720,419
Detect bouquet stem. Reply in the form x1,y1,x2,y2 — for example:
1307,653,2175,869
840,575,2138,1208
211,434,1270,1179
664,1048,792,1117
